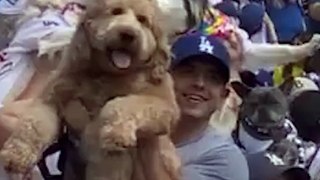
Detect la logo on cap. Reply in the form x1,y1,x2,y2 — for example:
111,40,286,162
199,36,214,54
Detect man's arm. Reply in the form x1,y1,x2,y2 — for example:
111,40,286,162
236,28,320,71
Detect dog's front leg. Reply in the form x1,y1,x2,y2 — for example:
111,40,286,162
0,99,60,174
98,94,179,151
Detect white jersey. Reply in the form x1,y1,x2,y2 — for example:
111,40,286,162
0,3,84,104
0,0,29,14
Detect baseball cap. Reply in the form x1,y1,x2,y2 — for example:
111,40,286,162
171,31,230,82
239,69,273,88
255,69,274,87
289,77,319,97
214,1,240,18
239,70,260,88
239,2,265,36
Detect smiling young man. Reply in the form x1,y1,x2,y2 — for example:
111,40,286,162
169,31,249,180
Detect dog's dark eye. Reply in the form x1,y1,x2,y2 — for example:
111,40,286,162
137,15,148,25
111,8,124,15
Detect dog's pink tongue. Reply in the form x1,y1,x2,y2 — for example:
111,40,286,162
111,51,131,69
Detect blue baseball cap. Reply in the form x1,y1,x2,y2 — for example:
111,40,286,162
171,31,230,82
239,2,265,36
256,69,274,87
214,1,240,18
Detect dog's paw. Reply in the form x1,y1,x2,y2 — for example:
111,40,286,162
100,121,137,152
0,139,38,174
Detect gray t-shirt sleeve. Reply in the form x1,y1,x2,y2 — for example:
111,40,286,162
181,144,249,180
182,165,207,180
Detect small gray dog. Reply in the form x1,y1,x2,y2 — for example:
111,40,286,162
231,81,289,141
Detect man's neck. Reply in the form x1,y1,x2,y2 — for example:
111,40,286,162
171,115,209,146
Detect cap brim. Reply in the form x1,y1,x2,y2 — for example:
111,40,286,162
172,54,230,83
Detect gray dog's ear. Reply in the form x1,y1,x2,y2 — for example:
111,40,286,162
230,81,252,99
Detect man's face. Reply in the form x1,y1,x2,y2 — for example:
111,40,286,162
171,57,228,120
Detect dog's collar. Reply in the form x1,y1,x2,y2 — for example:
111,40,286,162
242,117,272,139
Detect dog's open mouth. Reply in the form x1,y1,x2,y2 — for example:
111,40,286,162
110,50,132,69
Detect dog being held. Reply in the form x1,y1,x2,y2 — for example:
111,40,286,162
0,0,181,180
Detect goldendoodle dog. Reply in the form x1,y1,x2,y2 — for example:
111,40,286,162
0,0,181,179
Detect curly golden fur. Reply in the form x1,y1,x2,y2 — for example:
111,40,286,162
0,0,181,179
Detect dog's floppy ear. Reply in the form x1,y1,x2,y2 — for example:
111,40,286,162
41,24,91,83
62,25,91,72
148,34,170,84
148,5,171,84
230,81,252,99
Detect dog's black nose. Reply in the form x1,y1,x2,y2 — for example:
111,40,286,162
119,32,135,43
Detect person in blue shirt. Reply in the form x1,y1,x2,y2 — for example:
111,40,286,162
140,31,249,180
265,0,306,43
